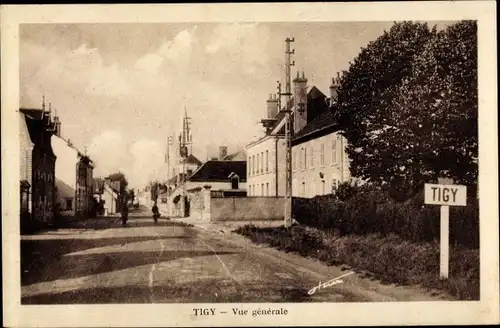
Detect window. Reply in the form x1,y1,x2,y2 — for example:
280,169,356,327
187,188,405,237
253,156,256,175
248,156,251,176
266,150,269,172
65,199,73,210
322,180,326,195
332,139,337,164
301,181,306,197
261,184,264,196
331,179,338,194
257,153,260,174
310,146,314,167
260,152,263,173
266,183,269,196
320,143,325,166
303,147,307,169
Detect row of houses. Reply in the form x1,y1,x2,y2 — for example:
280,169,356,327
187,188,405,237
145,71,350,220
19,102,121,231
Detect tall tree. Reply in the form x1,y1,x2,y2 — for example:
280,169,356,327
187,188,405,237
105,171,128,194
336,21,477,191
392,20,478,187
336,22,436,186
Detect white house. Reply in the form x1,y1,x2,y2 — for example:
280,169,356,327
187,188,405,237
291,74,351,198
51,120,94,216
246,71,331,197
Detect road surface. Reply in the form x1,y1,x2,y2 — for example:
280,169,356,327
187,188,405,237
20,205,449,303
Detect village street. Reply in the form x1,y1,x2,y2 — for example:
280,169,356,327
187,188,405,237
20,205,449,304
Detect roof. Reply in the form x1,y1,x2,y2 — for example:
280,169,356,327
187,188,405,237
250,85,328,147
223,150,246,161
20,108,56,156
92,178,104,194
292,108,342,146
184,154,203,166
20,108,45,120
52,135,94,165
188,160,247,183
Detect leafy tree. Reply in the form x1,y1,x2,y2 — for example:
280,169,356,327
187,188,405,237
105,171,128,194
336,21,477,193
391,21,478,187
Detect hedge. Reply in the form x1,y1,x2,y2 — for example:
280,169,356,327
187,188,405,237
292,184,479,249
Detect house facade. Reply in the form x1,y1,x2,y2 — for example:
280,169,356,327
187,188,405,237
19,107,57,228
246,135,286,197
245,71,330,198
291,74,351,198
166,160,247,217
52,118,95,217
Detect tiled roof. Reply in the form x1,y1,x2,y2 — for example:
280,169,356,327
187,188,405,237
223,150,246,161
20,108,45,120
292,107,341,146
188,160,247,183
184,154,203,166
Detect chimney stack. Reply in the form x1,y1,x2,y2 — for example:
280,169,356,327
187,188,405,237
293,70,308,134
218,146,228,160
53,109,62,137
329,72,341,107
266,93,279,119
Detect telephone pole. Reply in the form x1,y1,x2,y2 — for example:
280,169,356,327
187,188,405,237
280,37,295,228
179,107,192,217
165,135,173,215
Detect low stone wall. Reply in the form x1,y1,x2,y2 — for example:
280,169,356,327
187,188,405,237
210,197,285,222
187,186,212,221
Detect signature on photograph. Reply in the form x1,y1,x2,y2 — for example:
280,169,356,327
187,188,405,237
308,271,355,295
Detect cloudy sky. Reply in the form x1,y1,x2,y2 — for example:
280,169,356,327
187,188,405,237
20,21,447,188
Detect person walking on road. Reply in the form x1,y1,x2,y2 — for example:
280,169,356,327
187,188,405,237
120,201,129,226
152,201,160,224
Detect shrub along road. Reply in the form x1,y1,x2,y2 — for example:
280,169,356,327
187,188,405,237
235,224,479,300
20,209,449,303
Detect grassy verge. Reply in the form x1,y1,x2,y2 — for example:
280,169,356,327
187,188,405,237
234,224,479,300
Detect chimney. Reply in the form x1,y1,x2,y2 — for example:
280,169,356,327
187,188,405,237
329,72,341,107
266,93,279,118
218,146,228,160
293,71,308,134
53,110,62,137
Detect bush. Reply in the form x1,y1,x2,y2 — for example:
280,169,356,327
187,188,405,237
292,183,479,249
235,225,480,300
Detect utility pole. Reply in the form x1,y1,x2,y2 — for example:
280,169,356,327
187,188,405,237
276,81,282,112
179,107,192,217
280,37,295,228
166,135,173,215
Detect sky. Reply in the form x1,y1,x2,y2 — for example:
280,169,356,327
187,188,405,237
19,21,449,189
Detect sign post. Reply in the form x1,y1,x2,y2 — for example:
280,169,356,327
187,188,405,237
424,179,467,280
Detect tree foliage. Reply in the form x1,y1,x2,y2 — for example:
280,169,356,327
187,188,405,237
336,21,477,192
105,171,128,193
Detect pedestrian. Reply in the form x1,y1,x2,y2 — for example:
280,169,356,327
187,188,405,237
121,202,129,226
152,201,160,224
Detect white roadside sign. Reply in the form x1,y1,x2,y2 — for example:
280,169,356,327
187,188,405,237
424,183,467,206
424,182,467,280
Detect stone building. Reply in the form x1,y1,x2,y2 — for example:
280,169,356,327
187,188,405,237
19,105,57,229
245,71,330,197
291,74,350,198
